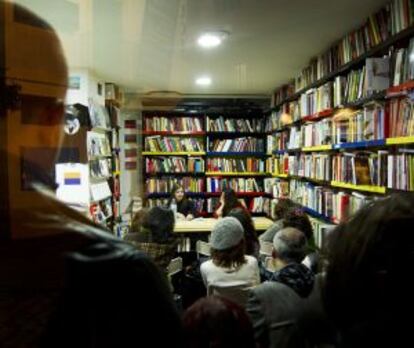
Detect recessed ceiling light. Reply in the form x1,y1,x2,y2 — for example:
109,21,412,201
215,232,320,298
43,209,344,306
195,76,212,86
197,31,228,48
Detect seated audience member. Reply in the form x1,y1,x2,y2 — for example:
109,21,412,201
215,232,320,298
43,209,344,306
126,206,177,272
246,227,315,348
214,189,246,218
259,198,297,242
0,3,184,347
183,295,256,348
227,207,260,258
323,193,414,348
200,217,260,291
282,209,319,273
167,183,197,220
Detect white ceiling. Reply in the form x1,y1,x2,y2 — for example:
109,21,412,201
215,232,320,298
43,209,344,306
15,0,390,96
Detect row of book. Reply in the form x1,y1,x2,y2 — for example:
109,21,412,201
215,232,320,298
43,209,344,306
332,152,383,186
271,57,389,124
389,98,414,138
391,37,414,87
144,117,203,132
269,150,414,190
206,158,265,173
145,178,205,194
293,0,414,92
206,116,265,133
87,132,111,157
208,137,265,152
145,157,204,174
206,177,262,193
268,105,389,151
266,156,288,175
333,104,386,144
264,178,289,198
300,82,333,117
288,179,376,222
288,154,331,182
145,136,204,152
308,215,336,250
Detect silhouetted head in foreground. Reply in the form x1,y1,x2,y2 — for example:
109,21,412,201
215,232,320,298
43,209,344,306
323,193,414,347
183,295,256,348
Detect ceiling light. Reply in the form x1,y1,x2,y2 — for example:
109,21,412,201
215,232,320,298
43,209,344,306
195,76,211,86
197,31,227,48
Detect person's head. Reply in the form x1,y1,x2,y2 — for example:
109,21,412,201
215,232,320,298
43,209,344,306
227,207,257,255
273,198,297,220
282,208,314,244
183,295,256,348
273,227,308,264
141,206,175,242
323,193,414,346
210,217,246,268
131,208,148,233
171,183,185,202
4,2,68,162
221,189,239,217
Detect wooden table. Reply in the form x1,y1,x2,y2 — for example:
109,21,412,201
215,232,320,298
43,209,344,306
174,217,273,233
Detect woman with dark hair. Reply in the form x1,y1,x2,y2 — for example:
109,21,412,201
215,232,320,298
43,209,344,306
227,207,259,258
323,193,414,348
167,183,197,220
282,208,319,273
200,217,260,291
126,206,177,272
214,189,246,218
259,198,297,242
183,295,256,348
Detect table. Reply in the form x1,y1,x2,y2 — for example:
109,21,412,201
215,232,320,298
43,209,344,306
174,217,273,233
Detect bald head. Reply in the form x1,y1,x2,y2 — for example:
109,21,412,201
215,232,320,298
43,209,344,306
273,227,307,263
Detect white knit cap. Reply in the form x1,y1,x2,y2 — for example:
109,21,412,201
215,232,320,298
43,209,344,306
210,217,244,250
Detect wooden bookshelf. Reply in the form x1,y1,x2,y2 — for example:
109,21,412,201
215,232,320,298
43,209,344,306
273,25,414,109
143,109,271,216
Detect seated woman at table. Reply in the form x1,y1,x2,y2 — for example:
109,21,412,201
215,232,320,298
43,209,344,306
167,183,197,221
214,189,247,218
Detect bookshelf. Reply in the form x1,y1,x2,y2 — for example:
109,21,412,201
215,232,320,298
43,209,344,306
266,0,414,229
142,109,271,216
105,85,123,234
142,112,206,215
205,113,271,215
55,80,123,234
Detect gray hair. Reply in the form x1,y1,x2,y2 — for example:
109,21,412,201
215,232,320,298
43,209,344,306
273,227,307,263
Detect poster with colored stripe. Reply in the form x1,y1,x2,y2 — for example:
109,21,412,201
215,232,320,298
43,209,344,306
64,171,81,185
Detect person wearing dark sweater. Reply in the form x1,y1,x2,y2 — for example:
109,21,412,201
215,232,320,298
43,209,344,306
246,227,316,348
167,183,197,220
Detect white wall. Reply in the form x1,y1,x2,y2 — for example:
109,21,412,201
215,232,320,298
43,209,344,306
66,68,106,107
